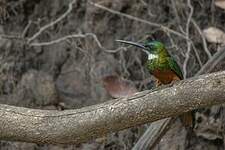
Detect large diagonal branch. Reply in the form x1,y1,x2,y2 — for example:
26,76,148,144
1,71,225,144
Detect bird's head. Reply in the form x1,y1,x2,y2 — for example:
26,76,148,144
116,39,169,59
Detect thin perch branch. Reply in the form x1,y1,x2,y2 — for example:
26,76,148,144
0,71,225,144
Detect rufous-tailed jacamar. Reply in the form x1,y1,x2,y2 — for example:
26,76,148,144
116,39,193,128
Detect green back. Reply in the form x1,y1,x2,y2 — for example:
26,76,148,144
167,57,183,79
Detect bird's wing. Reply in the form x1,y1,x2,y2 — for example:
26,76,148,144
167,57,183,80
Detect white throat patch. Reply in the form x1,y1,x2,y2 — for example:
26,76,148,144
148,54,158,60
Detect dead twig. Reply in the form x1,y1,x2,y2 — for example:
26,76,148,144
196,46,225,76
27,0,76,44
89,2,189,40
183,0,193,79
191,19,212,58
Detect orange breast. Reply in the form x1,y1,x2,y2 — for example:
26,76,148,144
151,69,181,84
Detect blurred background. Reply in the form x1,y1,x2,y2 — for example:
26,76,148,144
0,0,225,149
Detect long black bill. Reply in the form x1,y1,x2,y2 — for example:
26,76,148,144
116,40,147,50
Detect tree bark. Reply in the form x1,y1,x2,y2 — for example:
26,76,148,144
0,71,225,144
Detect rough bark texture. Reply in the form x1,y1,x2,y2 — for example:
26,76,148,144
0,71,225,144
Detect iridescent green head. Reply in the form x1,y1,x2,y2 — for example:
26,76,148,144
116,40,169,57
143,41,167,55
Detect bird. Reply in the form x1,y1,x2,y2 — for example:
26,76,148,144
116,39,193,128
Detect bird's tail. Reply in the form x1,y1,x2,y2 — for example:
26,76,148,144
180,111,194,128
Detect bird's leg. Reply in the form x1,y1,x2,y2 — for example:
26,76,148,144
172,75,181,81
170,75,181,85
156,79,162,87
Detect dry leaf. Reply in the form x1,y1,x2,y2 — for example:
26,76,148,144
102,75,138,98
203,27,225,44
215,0,225,10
